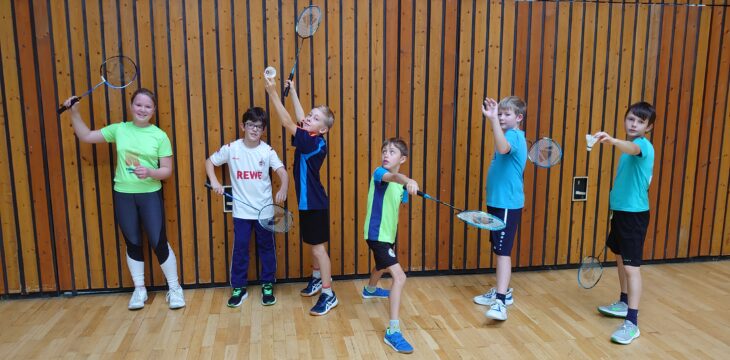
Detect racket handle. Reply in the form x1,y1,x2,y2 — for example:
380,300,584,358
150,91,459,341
282,73,295,98
416,190,428,198
57,96,81,114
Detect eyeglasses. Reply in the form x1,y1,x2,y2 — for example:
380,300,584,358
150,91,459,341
244,122,265,131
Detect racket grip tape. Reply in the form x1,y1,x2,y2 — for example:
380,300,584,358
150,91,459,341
282,73,295,97
57,96,81,114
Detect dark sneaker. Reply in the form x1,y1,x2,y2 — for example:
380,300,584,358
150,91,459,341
300,277,323,297
227,287,248,308
262,283,276,306
309,292,338,316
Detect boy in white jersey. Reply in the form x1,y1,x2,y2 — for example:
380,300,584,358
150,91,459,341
206,107,288,307
593,102,656,345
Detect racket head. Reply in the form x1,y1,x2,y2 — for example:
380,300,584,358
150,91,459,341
295,5,321,38
577,255,603,289
528,137,563,168
100,55,138,89
456,211,506,231
258,204,294,233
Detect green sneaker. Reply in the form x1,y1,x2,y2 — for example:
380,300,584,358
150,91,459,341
227,287,248,308
262,283,276,306
611,320,640,344
598,301,628,318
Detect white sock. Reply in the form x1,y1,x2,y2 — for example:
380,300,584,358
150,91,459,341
126,253,146,289
160,245,181,290
312,270,321,279
322,287,333,296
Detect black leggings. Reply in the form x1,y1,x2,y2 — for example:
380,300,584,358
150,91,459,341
113,190,170,263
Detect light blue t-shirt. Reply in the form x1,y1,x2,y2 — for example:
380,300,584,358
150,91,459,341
609,137,654,212
486,128,527,209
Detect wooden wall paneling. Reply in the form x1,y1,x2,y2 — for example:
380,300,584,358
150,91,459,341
713,9,730,257
669,6,700,259
340,0,357,275
545,0,566,267
499,1,515,99
48,0,77,292
200,0,226,283
383,0,399,144
14,0,49,292
451,0,472,271
688,6,724,259
422,0,442,271
553,1,574,266
167,0,196,285
356,0,373,275
681,5,711,259
438,0,458,271
325,0,343,277
31,0,66,293
465,0,488,270
704,12,730,256
0,0,21,293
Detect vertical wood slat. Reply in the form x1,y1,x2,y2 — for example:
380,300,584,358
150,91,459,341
2,0,730,295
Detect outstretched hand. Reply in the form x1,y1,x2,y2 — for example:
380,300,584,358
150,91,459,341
482,97,498,120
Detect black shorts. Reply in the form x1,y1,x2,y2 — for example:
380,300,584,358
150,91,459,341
299,209,330,245
606,210,650,267
366,240,398,270
487,206,522,256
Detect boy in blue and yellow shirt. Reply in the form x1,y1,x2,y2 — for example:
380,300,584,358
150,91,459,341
362,138,419,354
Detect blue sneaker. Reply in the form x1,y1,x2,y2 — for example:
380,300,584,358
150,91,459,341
384,328,414,354
301,277,322,297
309,292,338,316
362,286,390,299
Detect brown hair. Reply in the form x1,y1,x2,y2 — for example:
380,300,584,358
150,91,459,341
382,138,409,157
131,88,157,108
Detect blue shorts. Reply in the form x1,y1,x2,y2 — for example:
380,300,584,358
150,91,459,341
487,206,522,256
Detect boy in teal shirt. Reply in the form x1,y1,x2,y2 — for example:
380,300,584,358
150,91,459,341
473,96,527,321
363,138,419,354
593,101,656,345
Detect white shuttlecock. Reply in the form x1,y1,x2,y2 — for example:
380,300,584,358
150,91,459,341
586,134,598,152
264,66,277,79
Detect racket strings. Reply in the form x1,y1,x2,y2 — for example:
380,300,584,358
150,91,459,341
102,57,137,88
529,139,562,167
259,204,294,233
296,7,321,37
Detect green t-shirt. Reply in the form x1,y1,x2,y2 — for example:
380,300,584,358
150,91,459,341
100,122,173,193
609,137,654,212
363,167,409,244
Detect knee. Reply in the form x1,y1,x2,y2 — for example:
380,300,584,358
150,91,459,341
126,243,144,262
391,270,407,286
312,245,326,257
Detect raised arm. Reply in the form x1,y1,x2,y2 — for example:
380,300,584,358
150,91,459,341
482,97,510,154
285,80,305,122
264,77,298,134
64,96,106,144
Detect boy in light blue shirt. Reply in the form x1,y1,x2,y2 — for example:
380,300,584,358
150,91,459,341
593,101,656,345
472,96,527,321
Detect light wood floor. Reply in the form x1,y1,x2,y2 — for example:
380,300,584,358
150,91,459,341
1,261,729,359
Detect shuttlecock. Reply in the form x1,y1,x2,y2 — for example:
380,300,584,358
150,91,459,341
586,134,598,152
264,66,277,79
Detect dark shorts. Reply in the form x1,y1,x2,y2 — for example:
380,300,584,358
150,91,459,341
487,206,523,256
299,209,330,245
606,210,650,267
366,240,398,270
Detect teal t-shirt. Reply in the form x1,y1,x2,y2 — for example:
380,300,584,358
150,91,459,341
486,128,527,209
100,122,173,193
610,137,654,212
363,167,409,244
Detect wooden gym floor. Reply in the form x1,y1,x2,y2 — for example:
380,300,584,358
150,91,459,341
1,260,728,359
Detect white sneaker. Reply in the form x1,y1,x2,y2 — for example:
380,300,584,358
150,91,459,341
485,299,508,321
473,287,514,306
128,288,148,310
166,287,186,309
